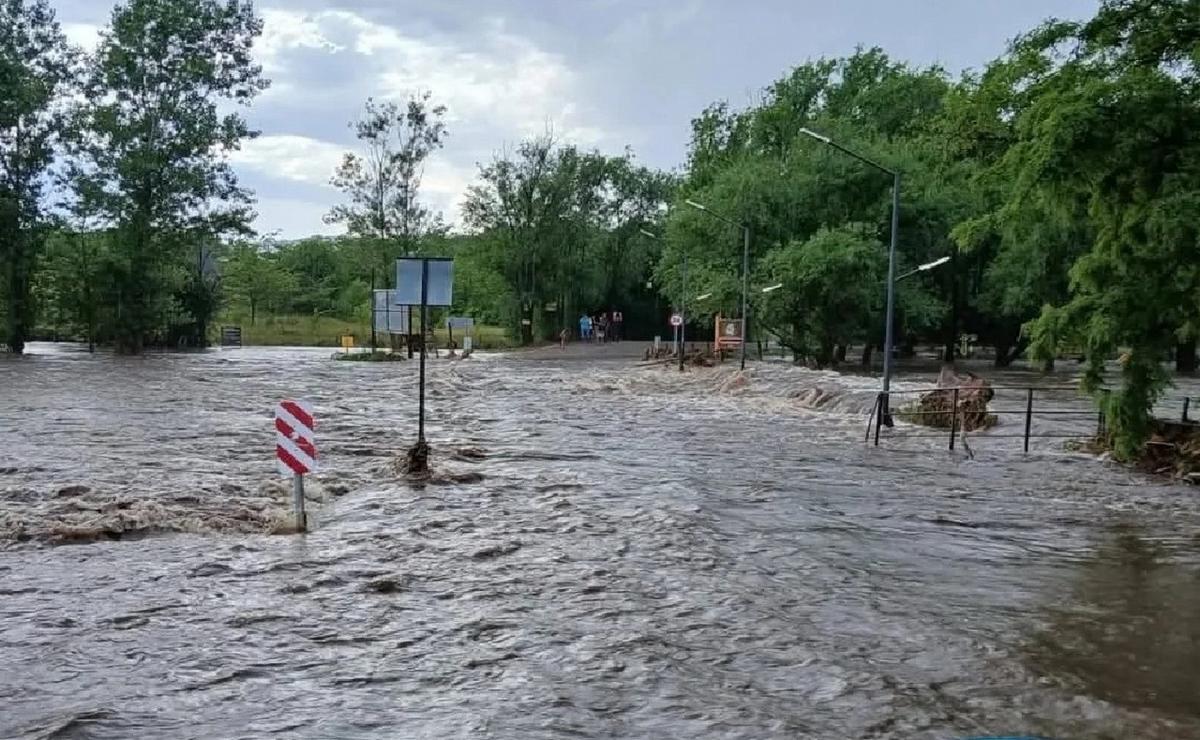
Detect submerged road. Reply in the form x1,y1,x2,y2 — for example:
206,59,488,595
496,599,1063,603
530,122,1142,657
1,343,1198,738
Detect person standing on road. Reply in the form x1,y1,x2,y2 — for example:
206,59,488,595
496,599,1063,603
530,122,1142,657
579,313,592,342
613,310,623,342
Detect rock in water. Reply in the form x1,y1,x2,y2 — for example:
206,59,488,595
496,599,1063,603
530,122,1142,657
903,364,997,431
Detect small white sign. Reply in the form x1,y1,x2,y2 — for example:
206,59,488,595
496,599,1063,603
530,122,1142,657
670,313,683,327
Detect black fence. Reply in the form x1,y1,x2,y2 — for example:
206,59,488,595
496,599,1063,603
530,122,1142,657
864,385,1103,451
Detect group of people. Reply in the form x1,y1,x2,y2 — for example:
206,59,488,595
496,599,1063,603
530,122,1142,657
573,310,624,344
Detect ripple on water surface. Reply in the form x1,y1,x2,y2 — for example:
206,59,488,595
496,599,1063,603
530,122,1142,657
1,344,1199,739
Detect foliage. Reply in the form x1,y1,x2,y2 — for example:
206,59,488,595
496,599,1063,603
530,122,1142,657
326,92,448,281
980,0,1200,457
757,227,885,365
462,134,673,343
0,0,74,353
660,49,958,363
66,0,266,351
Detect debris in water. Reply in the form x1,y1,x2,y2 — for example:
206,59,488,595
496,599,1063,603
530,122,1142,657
363,576,409,594
471,541,522,560
400,440,431,476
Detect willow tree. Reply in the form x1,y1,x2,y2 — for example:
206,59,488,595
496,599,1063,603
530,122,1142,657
68,0,266,352
988,0,1200,457
0,0,74,353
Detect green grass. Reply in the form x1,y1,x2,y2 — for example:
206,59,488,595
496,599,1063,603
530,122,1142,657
217,313,516,349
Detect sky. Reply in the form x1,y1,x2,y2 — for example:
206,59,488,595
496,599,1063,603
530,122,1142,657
54,0,1101,240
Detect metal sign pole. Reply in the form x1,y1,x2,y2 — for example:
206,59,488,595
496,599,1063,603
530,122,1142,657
292,473,306,531
370,268,377,353
418,258,429,443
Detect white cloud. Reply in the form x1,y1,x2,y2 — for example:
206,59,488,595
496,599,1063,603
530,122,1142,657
234,7,611,237
230,134,345,188
231,134,476,230
62,22,101,51
255,7,604,146
256,9,344,73
252,196,342,239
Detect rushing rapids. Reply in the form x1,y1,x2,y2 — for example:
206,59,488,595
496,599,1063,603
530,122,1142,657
1,343,1199,739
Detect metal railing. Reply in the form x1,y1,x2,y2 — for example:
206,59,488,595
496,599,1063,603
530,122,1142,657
864,385,1102,451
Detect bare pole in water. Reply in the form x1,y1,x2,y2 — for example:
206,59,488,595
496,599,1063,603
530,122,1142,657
418,259,429,444
292,473,306,531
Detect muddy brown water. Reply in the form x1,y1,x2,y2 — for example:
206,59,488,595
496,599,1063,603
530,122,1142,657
2,343,1199,739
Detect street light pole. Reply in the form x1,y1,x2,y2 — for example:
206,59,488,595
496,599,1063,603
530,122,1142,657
685,198,751,371
641,227,688,372
883,171,900,404
800,127,901,422
740,224,749,371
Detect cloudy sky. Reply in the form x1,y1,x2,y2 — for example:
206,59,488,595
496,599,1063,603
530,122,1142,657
55,0,1100,239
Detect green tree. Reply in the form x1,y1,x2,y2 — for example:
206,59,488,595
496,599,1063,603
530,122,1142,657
38,227,109,350
973,1,1200,457
0,0,75,353
222,242,295,324
463,135,670,343
757,227,885,365
327,92,448,282
273,236,342,315
68,0,266,352
661,50,957,363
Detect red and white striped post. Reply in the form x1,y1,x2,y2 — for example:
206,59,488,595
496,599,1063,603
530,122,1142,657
275,400,316,531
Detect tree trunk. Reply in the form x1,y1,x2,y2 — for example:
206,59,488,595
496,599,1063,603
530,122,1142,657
834,344,847,365
250,297,257,326
994,342,1012,368
816,339,835,369
4,241,31,354
1177,338,1197,372
861,343,873,368
943,338,956,364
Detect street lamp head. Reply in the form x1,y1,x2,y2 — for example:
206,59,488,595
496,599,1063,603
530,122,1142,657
799,127,831,144
684,199,708,213
761,283,783,293
918,256,951,272
695,292,712,301
638,228,658,239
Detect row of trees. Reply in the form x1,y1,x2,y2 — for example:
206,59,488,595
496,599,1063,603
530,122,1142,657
5,0,1195,456
2,0,265,353
2,0,670,352
461,137,675,343
650,0,1198,456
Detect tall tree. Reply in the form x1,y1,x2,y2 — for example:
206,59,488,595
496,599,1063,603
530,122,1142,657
660,49,956,363
757,227,885,366
0,0,74,353
462,135,670,343
976,1,1200,457
68,0,266,352
327,92,448,281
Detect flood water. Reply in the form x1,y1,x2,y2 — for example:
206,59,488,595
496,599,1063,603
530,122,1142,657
2,343,1199,739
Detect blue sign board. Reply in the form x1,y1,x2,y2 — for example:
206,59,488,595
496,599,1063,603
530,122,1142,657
395,257,453,307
